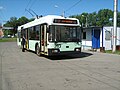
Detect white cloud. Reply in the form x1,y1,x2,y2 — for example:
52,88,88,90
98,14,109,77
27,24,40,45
0,6,4,10
54,5,58,8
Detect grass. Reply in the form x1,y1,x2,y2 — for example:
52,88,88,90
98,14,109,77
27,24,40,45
105,50,120,55
0,38,17,42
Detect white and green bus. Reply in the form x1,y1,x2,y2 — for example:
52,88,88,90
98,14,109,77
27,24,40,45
17,15,82,56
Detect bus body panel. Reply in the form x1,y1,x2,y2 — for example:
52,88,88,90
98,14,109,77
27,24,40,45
47,42,82,56
29,40,39,51
47,42,81,51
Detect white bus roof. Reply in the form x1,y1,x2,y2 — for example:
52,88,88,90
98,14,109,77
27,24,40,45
18,15,80,30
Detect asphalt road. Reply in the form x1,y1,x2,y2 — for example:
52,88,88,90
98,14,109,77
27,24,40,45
0,42,120,90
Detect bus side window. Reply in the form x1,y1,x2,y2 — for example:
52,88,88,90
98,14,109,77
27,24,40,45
35,25,40,40
41,26,44,45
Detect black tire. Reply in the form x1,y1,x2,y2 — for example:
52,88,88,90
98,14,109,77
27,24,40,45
36,45,41,56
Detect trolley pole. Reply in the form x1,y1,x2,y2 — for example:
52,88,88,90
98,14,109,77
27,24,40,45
112,0,118,53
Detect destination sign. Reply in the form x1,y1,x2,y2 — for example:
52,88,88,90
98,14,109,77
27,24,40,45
53,19,77,24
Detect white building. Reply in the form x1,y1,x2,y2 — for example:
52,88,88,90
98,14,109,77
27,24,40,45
82,26,120,51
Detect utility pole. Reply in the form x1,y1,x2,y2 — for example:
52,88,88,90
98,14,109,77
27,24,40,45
62,11,65,17
112,0,118,53
82,15,88,27
85,16,88,27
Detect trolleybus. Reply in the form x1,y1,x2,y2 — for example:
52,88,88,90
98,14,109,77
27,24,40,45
17,15,82,56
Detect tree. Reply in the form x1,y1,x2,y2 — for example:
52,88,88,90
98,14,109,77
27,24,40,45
70,13,88,27
17,16,29,26
3,16,33,35
97,9,113,26
4,17,18,36
87,12,97,26
117,12,120,27
29,18,35,22
69,9,115,27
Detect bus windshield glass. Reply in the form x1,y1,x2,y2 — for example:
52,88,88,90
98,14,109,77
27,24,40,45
49,25,81,42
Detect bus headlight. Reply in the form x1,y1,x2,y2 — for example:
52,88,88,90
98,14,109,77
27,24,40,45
52,49,59,53
75,48,81,51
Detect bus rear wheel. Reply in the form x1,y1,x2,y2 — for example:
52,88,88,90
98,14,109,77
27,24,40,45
36,45,41,56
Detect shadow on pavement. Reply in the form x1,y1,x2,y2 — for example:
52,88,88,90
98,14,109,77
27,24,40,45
46,52,93,60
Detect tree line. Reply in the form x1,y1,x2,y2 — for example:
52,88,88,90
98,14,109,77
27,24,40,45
70,9,120,27
3,9,120,36
3,16,34,36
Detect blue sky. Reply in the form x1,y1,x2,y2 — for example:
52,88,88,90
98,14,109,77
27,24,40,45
0,0,120,23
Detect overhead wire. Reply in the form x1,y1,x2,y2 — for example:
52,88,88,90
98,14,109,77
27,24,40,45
25,9,34,17
0,7,7,22
0,11,4,21
65,0,82,14
23,0,33,16
25,0,32,10
23,0,82,17
29,0,39,9
0,0,7,22
23,0,39,18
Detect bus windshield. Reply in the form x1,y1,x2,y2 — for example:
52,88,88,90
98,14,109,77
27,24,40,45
49,25,81,42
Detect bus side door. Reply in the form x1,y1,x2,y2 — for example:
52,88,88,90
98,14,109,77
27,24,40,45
40,24,48,54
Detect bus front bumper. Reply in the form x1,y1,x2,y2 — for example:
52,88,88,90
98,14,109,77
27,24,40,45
48,48,81,56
